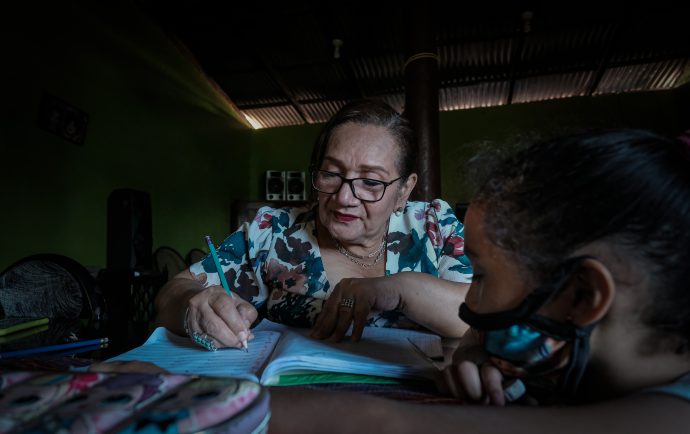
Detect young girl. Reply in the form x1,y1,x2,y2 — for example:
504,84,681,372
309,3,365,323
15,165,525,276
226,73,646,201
269,129,690,433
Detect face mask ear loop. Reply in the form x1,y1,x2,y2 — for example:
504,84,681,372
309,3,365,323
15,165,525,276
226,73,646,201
559,323,596,400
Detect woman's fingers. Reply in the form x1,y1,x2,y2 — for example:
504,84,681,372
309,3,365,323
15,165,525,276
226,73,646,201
311,290,341,339
214,298,255,342
187,285,256,349
312,279,376,342
213,297,257,349
328,299,355,342
350,301,370,342
236,302,258,326
312,298,370,342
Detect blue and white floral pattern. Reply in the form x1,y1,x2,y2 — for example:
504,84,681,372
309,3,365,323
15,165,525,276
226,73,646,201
190,199,472,329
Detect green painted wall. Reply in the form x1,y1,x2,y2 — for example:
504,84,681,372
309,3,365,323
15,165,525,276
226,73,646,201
440,88,686,205
244,124,322,199
0,2,251,271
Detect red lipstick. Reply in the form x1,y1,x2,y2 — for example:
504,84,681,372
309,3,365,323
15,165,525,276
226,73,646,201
334,211,358,222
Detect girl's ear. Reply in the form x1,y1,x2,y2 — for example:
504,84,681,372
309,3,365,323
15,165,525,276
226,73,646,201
569,258,616,326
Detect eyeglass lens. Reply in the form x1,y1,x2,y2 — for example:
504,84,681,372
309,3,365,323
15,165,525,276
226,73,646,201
312,171,386,202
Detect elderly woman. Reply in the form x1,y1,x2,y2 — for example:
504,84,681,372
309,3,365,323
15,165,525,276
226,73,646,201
154,100,472,350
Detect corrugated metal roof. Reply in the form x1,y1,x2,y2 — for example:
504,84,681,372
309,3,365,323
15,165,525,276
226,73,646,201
242,106,304,129
595,59,688,95
144,1,690,129
440,81,509,111
302,100,348,124
513,71,594,104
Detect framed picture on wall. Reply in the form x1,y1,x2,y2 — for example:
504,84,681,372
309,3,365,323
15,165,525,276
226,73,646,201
37,92,89,146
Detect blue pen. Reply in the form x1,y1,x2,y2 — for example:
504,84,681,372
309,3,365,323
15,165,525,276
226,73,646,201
0,338,109,360
204,235,248,351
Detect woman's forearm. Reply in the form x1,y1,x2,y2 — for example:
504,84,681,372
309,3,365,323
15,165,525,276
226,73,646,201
389,272,470,337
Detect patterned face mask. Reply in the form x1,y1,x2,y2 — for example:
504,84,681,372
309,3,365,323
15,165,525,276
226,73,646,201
459,257,595,397
482,324,569,378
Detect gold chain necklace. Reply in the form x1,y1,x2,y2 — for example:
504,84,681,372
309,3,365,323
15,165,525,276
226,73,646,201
334,237,386,269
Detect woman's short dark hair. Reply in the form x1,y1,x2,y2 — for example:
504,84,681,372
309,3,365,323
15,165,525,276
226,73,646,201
474,129,690,351
310,99,417,179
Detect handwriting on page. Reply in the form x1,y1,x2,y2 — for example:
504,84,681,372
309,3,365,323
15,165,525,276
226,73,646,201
257,320,444,383
253,319,443,366
360,326,443,359
275,327,441,368
109,328,280,379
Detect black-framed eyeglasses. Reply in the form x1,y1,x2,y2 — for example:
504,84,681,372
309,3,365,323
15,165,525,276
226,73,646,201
311,169,402,203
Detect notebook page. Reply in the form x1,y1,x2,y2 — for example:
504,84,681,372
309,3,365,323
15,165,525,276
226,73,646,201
255,320,442,384
254,319,442,357
108,327,280,381
359,326,443,359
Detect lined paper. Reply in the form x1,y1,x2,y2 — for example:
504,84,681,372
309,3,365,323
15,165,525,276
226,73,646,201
109,321,443,385
109,328,280,381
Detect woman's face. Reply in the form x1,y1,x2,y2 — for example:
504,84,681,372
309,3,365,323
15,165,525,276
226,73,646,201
463,204,532,314
316,122,415,247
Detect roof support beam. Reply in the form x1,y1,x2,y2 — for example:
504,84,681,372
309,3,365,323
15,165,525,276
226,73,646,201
506,13,529,105
403,1,440,202
259,56,313,124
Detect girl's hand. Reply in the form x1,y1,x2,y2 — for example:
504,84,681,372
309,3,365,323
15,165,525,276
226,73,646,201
436,328,507,406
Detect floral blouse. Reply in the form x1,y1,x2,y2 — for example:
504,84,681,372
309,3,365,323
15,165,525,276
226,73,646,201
189,199,472,329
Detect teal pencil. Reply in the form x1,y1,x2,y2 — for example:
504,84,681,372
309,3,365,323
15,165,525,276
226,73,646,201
205,235,233,298
204,235,248,351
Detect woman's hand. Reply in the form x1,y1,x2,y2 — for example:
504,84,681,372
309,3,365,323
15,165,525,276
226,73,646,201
310,277,400,342
437,329,507,406
184,285,258,350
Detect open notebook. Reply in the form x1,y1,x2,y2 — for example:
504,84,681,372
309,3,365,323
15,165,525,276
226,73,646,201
109,319,443,386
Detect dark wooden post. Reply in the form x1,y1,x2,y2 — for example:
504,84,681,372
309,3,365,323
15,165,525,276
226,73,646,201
403,2,440,201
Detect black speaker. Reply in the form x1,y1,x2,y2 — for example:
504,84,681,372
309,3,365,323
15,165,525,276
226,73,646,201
265,170,286,200
286,171,306,201
107,189,153,270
